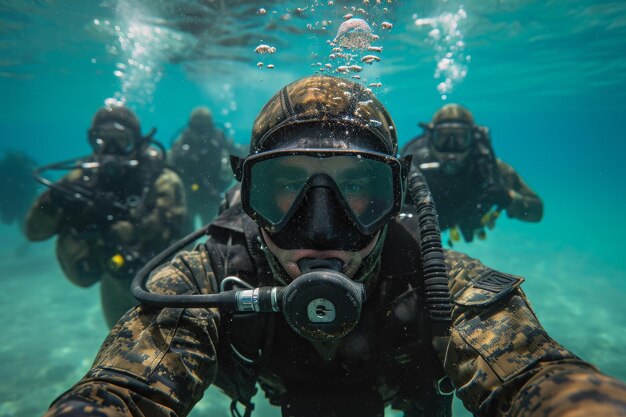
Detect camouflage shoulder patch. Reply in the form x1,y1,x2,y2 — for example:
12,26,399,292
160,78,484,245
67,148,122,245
473,271,523,293
454,270,524,307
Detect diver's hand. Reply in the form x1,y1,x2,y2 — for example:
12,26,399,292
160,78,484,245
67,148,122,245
49,182,94,213
481,183,513,209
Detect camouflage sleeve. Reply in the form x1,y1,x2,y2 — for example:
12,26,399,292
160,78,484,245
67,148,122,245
44,249,220,417
24,189,63,240
440,250,626,417
137,168,187,248
24,169,85,241
497,159,543,222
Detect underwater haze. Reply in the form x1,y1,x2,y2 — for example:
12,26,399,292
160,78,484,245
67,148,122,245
1,1,625,416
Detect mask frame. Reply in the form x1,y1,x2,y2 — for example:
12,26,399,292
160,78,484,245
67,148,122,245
231,149,411,236
88,124,138,155
431,122,473,153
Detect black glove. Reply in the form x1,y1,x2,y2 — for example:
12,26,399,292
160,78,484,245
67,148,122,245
49,182,94,213
481,183,512,209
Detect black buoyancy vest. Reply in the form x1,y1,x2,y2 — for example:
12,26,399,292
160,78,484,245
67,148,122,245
203,203,451,416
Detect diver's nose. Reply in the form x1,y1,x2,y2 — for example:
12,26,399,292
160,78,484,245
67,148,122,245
302,187,339,247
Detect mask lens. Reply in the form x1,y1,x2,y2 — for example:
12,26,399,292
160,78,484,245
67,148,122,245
432,125,471,153
247,153,397,231
89,125,136,155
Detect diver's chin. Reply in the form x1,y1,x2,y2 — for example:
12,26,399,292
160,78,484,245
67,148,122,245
260,229,380,280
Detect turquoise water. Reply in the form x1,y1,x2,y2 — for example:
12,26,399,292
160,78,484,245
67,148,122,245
1,1,625,416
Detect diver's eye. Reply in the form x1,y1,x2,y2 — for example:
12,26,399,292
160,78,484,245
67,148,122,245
280,180,306,193
340,181,367,196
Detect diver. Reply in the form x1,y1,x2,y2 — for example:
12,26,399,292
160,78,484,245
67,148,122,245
0,149,38,231
168,106,243,227
401,104,543,244
25,105,186,328
43,76,626,417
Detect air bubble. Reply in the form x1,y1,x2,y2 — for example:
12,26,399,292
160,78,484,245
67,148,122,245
254,44,276,54
361,55,380,64
334,18,372,50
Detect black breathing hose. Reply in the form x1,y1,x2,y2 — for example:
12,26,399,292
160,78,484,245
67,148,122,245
32,156,92,200
407,169,453,337
130,224,288,313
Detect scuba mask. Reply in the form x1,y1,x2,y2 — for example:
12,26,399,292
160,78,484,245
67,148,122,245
231,149,410,251
88,124,138,155
431,123,473,153
430,123,474,176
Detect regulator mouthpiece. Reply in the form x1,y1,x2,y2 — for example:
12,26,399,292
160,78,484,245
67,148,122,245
298,258,344,273
132,249,367,342
281,258,365,342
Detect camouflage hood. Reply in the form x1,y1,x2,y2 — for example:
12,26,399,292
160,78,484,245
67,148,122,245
250,75,397,155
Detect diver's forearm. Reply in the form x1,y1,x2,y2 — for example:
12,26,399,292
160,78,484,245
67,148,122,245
507,361,626,417
24,191,63,241
43,380,178,417
506,191,543,222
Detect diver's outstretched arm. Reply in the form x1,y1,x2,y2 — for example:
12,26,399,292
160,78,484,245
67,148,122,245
497,159,544,222
43,250,219,417
441,250,626,417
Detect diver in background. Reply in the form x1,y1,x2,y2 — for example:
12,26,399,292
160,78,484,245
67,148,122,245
401,104,543,244
168,106,242,227
43,76,626,417
0,149,38,231
25,105,186,328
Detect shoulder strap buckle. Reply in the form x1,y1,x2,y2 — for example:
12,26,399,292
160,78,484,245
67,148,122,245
435,376,455,396
435,375,455,396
